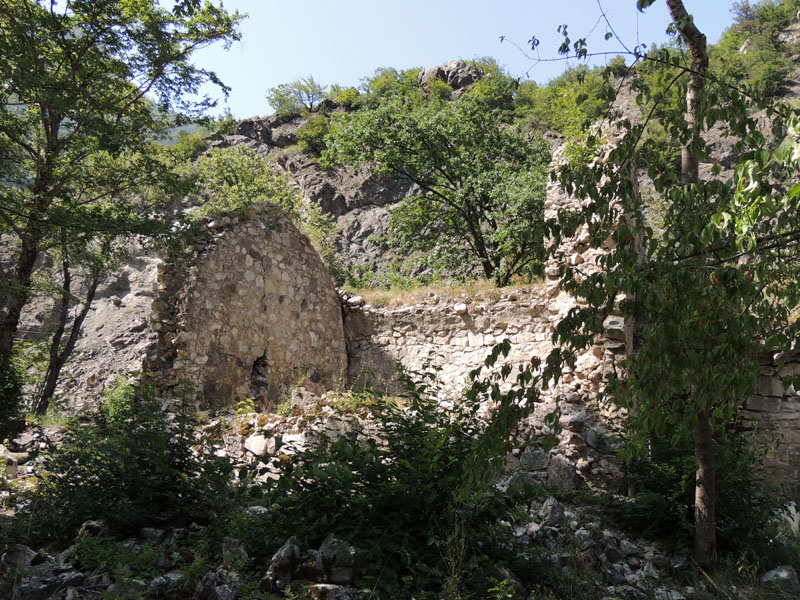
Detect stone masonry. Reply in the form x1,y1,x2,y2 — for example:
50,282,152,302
343,284,629,406
343,178,633,430
741,356,800,484
145,205,347,409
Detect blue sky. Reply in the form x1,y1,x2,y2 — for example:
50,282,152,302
193,1,736,119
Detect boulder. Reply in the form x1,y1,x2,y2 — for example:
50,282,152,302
418,65,445,86
76,519,109,538
260,536,300,593
244,434,269,457
1,544,37,573
761,565,800,596
295,549,325,582
546,453,582,491
539,496,565,527
222,537,248,564
441,60,480,88
319,534,356,568
309,584,360,600
519,447,549,471
194,568,243,600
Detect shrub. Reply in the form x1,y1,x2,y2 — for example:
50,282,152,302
239,346,545,598
607,55,629,77
608,427,793,564
463,58,518,116
358,66,422,106
330,85,361,109
296,114,333,155
185,145,303,220
13,377,236,545
72,536,163,580
266,76,328,116
710,0,798,95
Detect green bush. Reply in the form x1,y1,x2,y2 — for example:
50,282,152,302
237,347,544,598
609,428,794,564
711,0,799,95
607,55,629,77
359,66,422,106
184,145,303,220
514,65,612,134
72,536,163,580
296,114,333,155
266,76,328,116
330,85,361,109
13,377,236,545
463,58,518,117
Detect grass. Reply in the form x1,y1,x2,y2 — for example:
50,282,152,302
342,277,545,309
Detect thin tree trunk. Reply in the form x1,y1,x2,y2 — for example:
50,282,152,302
665,0,716,569
33,236,102,415
693,408,717,567
35,240,73,413
665,0,708,186
33,273,98,415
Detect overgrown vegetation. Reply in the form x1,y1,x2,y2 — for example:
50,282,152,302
0,0,243,420
711,0,800,95
323,90,550,286
12,377,235,546
545,0,800,570
266,76,329,116
227,347,549,599
6,1,800,598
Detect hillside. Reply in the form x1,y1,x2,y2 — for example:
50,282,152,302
3,1,800,600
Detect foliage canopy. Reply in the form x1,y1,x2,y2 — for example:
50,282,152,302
0,0,242,418
266,75,328,116
323,95,550,285
544,0,800,568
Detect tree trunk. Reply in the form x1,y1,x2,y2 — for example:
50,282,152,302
33,234,103,415
0,232,41,362
693,408,717,568
34,273,99,415
665,0,716,569
665,0,708,186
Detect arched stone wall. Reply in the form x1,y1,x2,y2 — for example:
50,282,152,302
145,206,346,409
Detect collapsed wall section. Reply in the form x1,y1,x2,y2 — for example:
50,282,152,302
145,206,347,409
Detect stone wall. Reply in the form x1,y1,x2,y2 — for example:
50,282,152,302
741,356,800,484
343,179,631,405
343,284,630,406
145,206,347,409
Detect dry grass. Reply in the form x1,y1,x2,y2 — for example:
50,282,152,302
342,278,547,309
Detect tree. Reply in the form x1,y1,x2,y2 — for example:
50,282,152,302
266,75,328,116
0,0,242,418
322,95,551,285
543,0,800,569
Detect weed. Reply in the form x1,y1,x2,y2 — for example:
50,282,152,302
236,397,257,415
73,536,162,581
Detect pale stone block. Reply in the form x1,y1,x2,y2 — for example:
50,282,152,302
758,376,785,398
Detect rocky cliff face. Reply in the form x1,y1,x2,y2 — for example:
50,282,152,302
207,60,485,276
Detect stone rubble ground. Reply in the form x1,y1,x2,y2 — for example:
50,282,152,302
4,389,786,600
